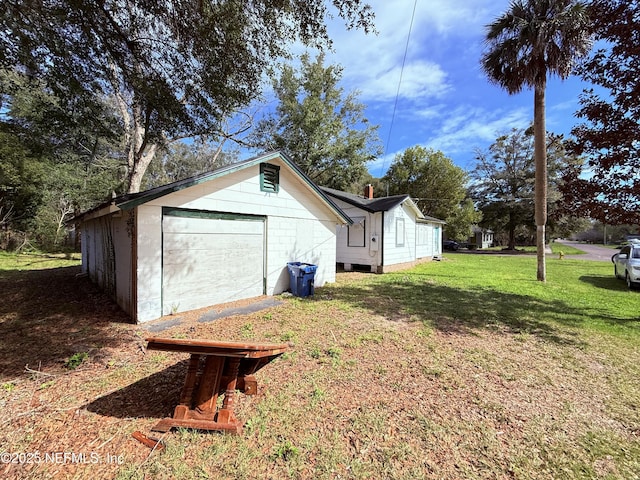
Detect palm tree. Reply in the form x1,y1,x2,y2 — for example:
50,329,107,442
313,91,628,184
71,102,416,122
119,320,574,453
481,0,592,281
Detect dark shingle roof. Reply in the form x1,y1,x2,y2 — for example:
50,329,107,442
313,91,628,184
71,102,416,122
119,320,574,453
319,187,410,213
320,186,445,224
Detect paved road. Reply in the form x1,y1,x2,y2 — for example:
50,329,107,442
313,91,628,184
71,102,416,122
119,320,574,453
556,240,617,262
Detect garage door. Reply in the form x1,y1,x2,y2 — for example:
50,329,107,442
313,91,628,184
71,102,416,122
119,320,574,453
162,209,265,315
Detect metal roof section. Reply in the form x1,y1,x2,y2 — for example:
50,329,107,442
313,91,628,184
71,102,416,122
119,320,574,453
75,151,352,225
417,215,446,224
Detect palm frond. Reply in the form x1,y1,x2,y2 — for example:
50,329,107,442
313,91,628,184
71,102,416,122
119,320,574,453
481,0,592,93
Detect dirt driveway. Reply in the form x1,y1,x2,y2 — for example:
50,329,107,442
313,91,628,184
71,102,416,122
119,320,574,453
556,240,618,262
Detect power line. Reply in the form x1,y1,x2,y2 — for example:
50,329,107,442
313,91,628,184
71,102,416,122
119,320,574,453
381,0,418,176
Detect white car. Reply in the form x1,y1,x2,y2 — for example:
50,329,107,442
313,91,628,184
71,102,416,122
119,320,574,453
612,241,640,289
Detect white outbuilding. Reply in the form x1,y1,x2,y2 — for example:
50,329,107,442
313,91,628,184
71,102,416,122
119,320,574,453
320,185,444,273
77,152,351,323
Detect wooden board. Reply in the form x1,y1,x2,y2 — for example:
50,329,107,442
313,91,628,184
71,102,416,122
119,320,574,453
146,337,290,358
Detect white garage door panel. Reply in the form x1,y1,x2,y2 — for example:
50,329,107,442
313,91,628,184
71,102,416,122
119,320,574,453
163,234,262,265
163,216,264,235
162,215,265,315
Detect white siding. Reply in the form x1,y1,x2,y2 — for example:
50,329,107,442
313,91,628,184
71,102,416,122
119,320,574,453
266,216,337,294
136,205,163,323
328,199,383,270
154,159,335,223
416,222,442,259
328,197,443,270
132,157,342,322
382,204,417,266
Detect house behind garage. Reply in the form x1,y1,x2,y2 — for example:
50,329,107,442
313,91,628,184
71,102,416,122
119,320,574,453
78,151,351,323
320,185,445,273
469,226,494,249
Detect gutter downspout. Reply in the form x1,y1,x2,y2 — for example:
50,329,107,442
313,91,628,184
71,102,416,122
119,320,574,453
131,209,138,323
380,211,384,273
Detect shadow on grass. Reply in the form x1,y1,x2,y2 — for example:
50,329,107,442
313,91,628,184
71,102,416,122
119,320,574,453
324,271,635,345
579,275,633,292
0,266,134,379
85,360,187,419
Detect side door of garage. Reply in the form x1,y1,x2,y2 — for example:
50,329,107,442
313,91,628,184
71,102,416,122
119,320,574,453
162,208,266,315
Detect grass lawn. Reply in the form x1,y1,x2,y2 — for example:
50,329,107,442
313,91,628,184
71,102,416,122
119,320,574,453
0,253,638,479
0,251,82,271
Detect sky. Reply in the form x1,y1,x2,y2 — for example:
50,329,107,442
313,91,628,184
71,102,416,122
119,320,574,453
301,0,594,178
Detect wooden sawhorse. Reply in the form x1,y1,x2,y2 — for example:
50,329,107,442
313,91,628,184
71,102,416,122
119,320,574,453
145,337,289,435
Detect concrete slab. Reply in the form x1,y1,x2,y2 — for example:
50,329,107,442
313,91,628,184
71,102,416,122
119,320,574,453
198,298,284,323
142,317,183,333
140,297,285,333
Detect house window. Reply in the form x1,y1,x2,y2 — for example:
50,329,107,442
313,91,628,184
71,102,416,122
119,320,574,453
348,216,366,247
396,218,405,246
417,225,427,245
260,163,280,193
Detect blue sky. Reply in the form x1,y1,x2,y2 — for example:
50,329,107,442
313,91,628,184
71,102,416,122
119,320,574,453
303,0,594,177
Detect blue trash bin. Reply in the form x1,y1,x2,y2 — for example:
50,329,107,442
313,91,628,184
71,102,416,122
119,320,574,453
287,262,317,297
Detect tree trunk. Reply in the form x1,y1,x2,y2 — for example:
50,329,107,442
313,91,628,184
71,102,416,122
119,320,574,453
123,97,159,194
109,66,161,195
508,211,516,250
127,143,158,194
534,83,548,282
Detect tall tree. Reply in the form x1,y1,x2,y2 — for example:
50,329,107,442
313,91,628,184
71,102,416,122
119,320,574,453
0,70,123,250
351,172,388,196
471,128,536,250
382,146,477,236
143,142,239,190
445,198,484,243
481,0,592,281
0,1,375,193
251,53,381,190
564,0,640,224
0,69,123,173
0,131,46,245
471,128,580,249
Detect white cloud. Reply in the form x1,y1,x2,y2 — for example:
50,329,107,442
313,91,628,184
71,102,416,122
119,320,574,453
371,0,498,37
290,0,547,176
321,0,514,102
322,1,482,101
371,104,530,173
423,106,531,167
355,60,450,101
411,104,444,120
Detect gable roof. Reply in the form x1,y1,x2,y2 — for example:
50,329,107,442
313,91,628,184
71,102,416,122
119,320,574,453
319,186,410,213
320,186,444,224
320,187,447,225
76,151,352,224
